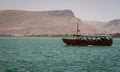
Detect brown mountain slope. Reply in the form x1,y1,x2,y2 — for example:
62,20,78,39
0,10,111,36
103,19,120,33
0,10,120,36
82,20,107,33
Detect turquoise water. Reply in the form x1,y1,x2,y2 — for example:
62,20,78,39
0,37,120,72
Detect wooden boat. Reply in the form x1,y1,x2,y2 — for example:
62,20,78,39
62,22,113,46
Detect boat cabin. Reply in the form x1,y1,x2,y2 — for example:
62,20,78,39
73,34,112,41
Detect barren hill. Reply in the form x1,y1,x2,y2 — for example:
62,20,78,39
0,10,120,36
103,19,120,33
0,10,102,36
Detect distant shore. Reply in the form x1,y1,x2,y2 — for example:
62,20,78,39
0,34,70,38
0,33,120,38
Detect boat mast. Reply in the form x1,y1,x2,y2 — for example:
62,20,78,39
77,22,79,35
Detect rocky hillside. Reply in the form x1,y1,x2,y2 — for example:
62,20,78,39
103,19,120,33
83,19,120,34
0,9,102,36
0,10,120,36
0,10,76,36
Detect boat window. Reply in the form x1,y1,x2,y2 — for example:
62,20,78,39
106,37,110,40
93,37,96,40
80,37,83,40
88,37,91,40
97,37,101,40
101,36,104,39
84,37,87,40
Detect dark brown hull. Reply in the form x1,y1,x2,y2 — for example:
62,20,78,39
62,38,112,46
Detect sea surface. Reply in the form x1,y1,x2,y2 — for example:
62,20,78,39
0,37,120,72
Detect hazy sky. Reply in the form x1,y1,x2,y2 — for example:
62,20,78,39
0,0,120,21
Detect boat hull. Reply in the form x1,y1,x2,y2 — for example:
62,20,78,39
62,38,112,46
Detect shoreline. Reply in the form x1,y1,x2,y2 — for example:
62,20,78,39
0,36,120,39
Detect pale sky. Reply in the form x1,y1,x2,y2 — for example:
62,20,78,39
0,0,120,21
